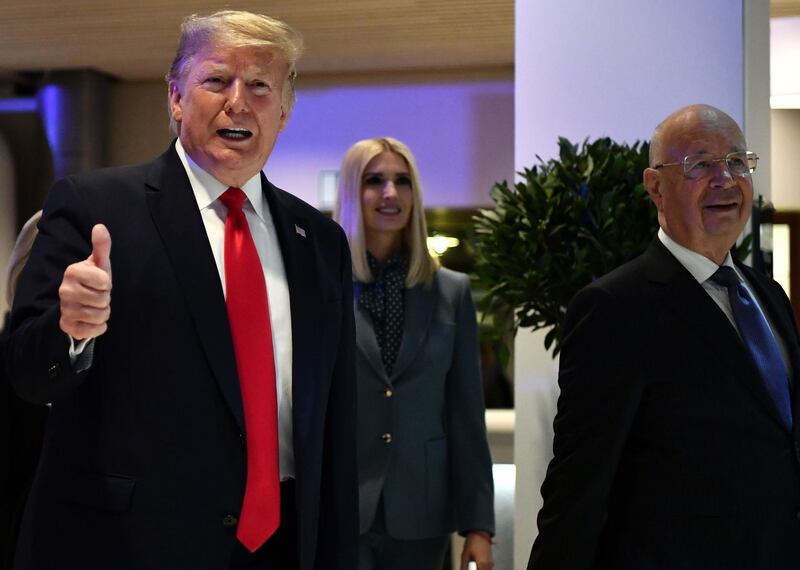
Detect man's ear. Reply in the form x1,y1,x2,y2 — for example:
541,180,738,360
168,81,183,124
278,105,289,133
643,167,663,211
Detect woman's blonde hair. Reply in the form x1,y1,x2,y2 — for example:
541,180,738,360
334,137,438,287
6,210,42,309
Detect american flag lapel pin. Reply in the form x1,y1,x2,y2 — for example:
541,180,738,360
295,224,307,238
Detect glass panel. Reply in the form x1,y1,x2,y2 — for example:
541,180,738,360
773,223,791,300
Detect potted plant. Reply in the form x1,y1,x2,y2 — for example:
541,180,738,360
472,136,750,356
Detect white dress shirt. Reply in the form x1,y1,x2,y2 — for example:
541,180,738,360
658,228,791,376
175,139,294,480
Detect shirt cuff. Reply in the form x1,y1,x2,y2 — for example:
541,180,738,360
68,334,95,373
466,530,494,542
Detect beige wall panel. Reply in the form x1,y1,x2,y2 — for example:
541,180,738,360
772,109,800,210
108,80,173,167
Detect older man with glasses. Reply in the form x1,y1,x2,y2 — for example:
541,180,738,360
529,104,800,570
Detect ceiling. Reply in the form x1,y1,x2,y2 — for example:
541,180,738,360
0,1,796,83
0,0,513,81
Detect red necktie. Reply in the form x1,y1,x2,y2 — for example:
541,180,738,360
219,187,280,552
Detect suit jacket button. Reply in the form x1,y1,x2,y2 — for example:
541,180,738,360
223,514,238,528
47,363,61,379
383,388,393,398
381,433,392,444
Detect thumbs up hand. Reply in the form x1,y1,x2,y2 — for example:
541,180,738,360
59,224,113,340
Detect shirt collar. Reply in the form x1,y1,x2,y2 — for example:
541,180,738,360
366,250,409,277
658,227,739,283
175,138,265,222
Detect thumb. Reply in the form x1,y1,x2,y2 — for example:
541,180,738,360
90,224,112,274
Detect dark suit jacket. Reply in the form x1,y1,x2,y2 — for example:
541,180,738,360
355,268,495,540
529,239,800,570
6,144,358,570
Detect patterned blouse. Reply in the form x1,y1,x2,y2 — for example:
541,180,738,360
358,251,408,376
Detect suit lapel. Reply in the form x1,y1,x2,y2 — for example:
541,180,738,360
260,174,320,445
645,242,742,363
354,288,390,384
144,145,244,431
645,241,790,432
390,277,437,382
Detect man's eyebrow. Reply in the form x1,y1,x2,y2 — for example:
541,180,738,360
688,147,747,155
196,64,229,75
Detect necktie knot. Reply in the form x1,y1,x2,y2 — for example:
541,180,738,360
710,265,740,289
220,187,246,211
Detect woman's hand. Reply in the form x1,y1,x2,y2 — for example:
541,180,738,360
460,530,493,570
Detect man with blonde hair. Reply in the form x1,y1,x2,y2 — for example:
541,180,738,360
7,11,357,570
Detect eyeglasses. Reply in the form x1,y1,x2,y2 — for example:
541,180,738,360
654,151,758,179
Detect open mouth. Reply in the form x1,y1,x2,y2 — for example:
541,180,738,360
376,207,401,215
217,128,252,141
705,203,738,213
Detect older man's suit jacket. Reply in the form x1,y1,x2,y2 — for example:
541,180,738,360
6,144,358,570
529,239,800,570
355,267,495,539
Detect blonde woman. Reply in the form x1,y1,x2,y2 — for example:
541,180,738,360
335,137,494,570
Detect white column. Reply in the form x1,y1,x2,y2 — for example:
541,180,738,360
513,1,770,568
744,0,773,201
